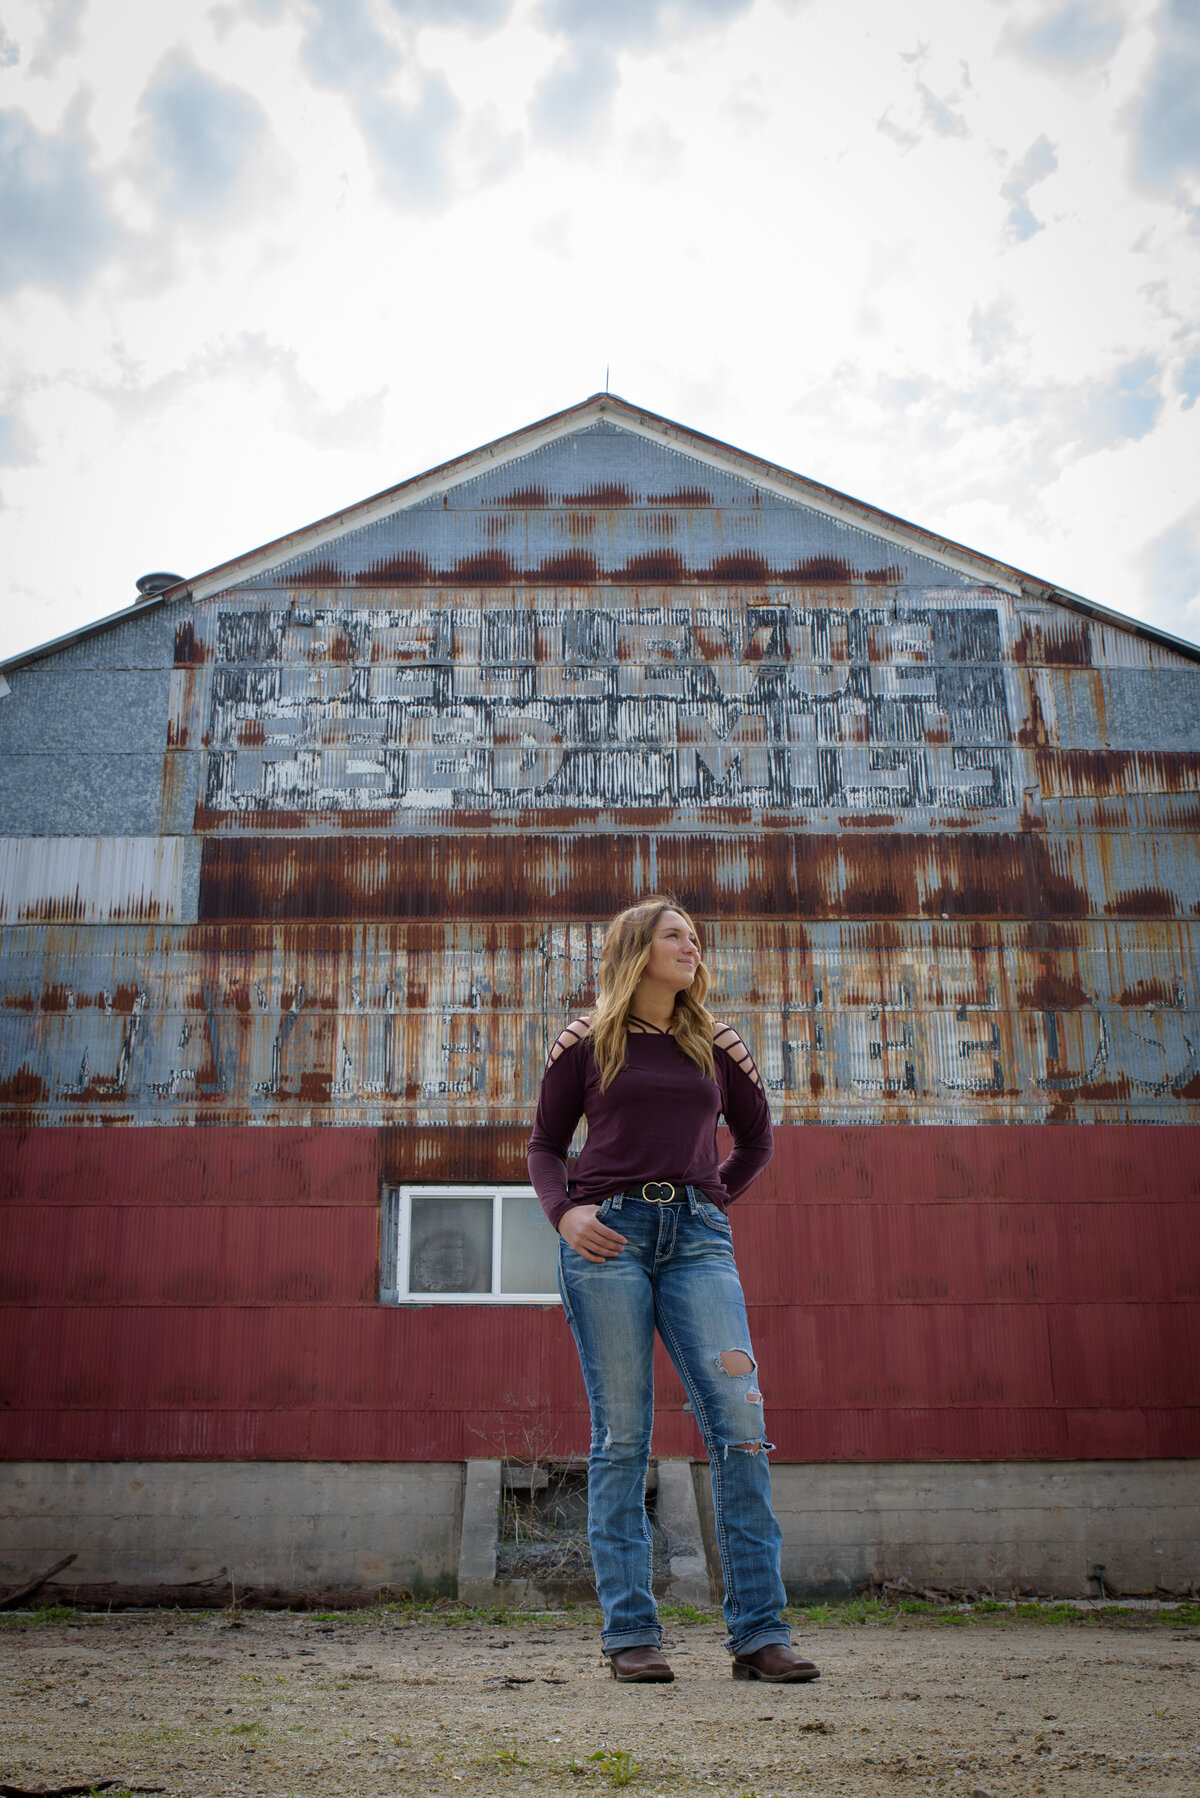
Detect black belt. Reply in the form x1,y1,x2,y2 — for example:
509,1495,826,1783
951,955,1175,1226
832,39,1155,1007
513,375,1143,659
617,1182,694,1205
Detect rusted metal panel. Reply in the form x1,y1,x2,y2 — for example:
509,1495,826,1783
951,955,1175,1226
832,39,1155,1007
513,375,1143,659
0,837,193,924
3,918,1198,1125
164,583,1195,831
187,590,1032,829
186,832,1200,921
240,422,970,590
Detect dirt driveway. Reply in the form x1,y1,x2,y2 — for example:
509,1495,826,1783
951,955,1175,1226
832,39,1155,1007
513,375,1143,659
2,1604,1198,1797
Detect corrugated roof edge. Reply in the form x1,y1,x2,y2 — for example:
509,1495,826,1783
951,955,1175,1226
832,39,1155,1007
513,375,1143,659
4,391,1199,672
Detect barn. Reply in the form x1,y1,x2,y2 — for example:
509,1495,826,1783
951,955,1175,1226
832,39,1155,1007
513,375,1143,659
1,392,1197,1606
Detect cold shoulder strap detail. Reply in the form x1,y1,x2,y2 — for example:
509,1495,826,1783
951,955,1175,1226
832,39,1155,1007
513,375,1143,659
545,1018,592,1069
627,1013,670,1035
712,1022,764,1090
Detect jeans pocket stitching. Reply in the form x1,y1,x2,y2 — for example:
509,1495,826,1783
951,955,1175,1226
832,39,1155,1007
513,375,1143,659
698,1204,731,1233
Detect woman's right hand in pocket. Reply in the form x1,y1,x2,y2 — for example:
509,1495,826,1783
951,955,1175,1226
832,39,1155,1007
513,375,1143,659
558,1204,628,1263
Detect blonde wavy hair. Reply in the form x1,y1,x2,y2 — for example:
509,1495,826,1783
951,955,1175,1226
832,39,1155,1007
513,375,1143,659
588,896,714,1090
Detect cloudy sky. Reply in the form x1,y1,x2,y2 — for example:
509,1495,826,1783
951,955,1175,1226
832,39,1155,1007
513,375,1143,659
1,0,1198,663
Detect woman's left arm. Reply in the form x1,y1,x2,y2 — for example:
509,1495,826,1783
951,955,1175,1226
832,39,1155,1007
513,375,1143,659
712,1023,773,1200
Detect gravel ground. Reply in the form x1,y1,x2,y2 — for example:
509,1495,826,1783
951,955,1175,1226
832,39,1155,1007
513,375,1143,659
1,1606,1198,1798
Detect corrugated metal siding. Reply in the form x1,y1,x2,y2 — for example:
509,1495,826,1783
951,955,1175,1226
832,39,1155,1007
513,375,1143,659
243,422,973,589
0,837,191,924
1,410,1198,1462
2,918,1197,1124
1,1123,1197,1461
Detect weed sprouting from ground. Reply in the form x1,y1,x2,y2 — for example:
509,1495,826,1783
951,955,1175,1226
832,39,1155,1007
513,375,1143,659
492,1744,532,1769
587,1747,642,1787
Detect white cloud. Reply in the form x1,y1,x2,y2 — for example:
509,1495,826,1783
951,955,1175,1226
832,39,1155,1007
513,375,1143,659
0,413,24,463
1180,355,1200,410
539,0,753,50
1068,353,1163,448
1127,0,1200,192
969,295,1022,364
1001,0,1128,74
1001,134,1059,241
293,0,466,206
529,42,617,144
1139,501,1200,638
300,0,400,89
389,0,513,23
916,73,970,138
133,49,271,217
0,94,122,293
356,69,460,205
0,0,1197,656
28,0,86,78
530,0,754,144
90,331,386,451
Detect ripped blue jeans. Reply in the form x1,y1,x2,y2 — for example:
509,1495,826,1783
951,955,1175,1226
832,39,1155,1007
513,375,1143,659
557,1187,789,1658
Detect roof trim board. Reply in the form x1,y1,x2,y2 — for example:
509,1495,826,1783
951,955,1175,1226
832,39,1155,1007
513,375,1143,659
5,392,1199,671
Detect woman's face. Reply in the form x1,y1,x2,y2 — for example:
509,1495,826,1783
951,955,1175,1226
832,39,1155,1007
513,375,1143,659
642,909,702,992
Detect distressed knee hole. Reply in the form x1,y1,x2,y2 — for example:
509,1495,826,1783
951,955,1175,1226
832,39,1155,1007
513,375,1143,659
724,1439,765,1456
718,1349,755,1377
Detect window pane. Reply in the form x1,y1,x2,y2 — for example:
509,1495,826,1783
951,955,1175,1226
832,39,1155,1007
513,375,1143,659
409,1194,492,1294
500,1195,559,1294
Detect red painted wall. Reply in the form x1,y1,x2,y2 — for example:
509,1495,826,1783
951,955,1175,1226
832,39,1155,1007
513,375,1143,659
2,1124,1197,1462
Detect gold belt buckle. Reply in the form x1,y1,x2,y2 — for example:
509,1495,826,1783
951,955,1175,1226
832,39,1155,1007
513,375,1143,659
641,1182,677,1204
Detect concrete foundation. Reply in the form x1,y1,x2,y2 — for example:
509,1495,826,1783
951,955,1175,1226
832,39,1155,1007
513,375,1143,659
457,1459,501,1607
756,1461,1200,1599
656,1458,713,1606
0,1462,463,1606
2,1460,1195,1608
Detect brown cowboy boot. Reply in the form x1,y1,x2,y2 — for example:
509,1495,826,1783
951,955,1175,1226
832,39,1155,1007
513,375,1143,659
731,1644,821,1683
609,1645,675,1683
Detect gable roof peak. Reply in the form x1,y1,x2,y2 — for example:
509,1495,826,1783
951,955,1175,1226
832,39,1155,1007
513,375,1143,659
3,392,1198,670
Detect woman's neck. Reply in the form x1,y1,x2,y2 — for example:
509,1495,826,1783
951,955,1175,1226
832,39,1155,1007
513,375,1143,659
628,981,678,1033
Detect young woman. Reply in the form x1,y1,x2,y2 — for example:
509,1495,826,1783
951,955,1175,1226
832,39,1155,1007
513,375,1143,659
527,897,819,1686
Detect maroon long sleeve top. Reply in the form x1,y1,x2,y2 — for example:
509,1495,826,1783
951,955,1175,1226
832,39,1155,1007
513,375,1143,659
527,1023,774,1231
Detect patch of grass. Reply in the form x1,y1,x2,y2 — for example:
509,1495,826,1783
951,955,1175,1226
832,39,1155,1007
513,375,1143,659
228,1720,265,1736
782,1594,1200,1629
0,1602,82,1627
658,1602,718,1624
492,1745,532,1768
786,1596,893,1627
320,1594,609,1630
1015,1602,1077,1623
588,1747,642,1787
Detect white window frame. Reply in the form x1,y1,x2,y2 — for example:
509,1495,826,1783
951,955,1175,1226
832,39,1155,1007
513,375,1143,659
380,1183,562,1306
